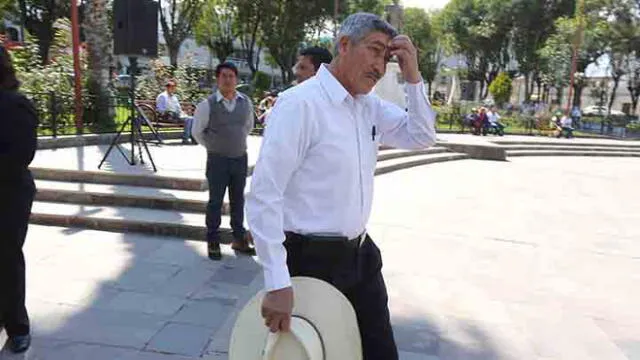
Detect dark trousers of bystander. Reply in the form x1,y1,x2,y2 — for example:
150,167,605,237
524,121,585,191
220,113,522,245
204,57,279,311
205,153,248,242
284,232,399,360
0,183,35,337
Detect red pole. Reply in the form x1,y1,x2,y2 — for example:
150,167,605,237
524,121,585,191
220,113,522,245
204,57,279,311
71,0,83,134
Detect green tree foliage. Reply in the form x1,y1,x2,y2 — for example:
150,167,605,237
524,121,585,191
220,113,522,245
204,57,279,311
439,0,512,98
0,0,15,18
136,57,208,104
12,18,86,95
259,0,331,84
509,0,575,100
403,7,441,96
17,0,71,63
252,70,271,96
195,0,235,64
539,0,610,107
488,72,512,106
159,0,206,68
601,0,640,114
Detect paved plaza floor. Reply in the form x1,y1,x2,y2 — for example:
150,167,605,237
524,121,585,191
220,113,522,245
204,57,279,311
2,156,639,359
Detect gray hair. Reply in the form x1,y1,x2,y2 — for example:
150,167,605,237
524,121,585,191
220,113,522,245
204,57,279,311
334,13,398,55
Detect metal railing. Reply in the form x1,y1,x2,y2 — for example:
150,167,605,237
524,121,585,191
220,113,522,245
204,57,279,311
25,92,133,138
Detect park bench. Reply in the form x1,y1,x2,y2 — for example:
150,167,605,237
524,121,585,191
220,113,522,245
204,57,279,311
135,100,195,129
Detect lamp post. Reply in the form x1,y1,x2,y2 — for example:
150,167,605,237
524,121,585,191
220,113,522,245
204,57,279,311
71,0,83,133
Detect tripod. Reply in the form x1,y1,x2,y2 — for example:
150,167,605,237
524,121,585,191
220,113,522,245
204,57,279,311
98,57,161,172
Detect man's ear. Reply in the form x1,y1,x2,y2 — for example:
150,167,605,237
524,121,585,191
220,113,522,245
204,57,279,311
338,36,351,57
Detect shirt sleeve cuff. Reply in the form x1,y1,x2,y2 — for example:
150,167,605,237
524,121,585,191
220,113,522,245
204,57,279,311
405,80,429,100
263,263,292,291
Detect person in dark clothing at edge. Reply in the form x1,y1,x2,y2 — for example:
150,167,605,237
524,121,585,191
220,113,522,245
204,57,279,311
0,45,38,354
192,62,256,260
294,46,334,84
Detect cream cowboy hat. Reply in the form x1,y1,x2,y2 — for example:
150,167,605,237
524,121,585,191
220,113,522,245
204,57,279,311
229,276,362,360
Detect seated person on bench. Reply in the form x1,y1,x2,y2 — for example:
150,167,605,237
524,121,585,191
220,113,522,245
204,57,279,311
558,112,574,138
487,106,505,131
156,80,194,144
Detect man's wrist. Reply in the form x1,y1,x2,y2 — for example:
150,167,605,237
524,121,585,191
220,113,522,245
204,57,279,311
405,71,422,84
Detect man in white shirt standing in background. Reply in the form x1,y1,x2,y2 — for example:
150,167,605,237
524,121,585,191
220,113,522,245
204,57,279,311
246,13,436,360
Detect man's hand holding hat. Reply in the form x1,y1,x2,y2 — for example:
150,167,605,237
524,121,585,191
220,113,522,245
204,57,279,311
262,287,294,332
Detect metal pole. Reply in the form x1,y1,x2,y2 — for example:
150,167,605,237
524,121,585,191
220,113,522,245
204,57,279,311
71,0,83,133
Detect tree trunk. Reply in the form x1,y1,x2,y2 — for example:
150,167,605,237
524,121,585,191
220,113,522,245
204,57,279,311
84,0,113,126
427,81,433,99
629,85,639,115
523,73,531,103
555,86,564,105
573,84,584,108
608,77,620,116
169,44,179,68
479,80,486,100
255,46,263,73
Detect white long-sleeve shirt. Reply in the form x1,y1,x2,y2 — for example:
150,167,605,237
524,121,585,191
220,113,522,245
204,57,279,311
246,64,437,291
156,91,182,114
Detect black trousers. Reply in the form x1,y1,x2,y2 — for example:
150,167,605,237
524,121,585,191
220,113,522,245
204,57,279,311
0,185,35,337
284,233,398,360
205,153,247,241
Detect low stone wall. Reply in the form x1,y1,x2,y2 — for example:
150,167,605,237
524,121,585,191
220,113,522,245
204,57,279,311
37,131,185,150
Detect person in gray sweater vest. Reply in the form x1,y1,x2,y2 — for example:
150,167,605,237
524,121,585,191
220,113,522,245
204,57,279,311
192,62,255,260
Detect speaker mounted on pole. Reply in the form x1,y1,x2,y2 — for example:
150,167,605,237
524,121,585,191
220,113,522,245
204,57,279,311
113,0,158,57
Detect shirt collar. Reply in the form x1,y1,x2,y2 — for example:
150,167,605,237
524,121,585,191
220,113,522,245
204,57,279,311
216,90,242,103
317,64,351,105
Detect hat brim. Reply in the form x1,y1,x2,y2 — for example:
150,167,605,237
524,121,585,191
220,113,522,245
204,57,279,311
229,276,362,360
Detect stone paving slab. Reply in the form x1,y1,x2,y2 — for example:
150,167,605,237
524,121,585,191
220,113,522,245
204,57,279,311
2,157,640,359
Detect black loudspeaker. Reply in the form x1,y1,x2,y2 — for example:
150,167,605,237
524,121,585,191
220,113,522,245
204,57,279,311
113,0,158,57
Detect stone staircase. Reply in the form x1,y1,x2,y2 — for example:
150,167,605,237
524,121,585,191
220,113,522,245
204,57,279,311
493,140,640,158
30,146,468,240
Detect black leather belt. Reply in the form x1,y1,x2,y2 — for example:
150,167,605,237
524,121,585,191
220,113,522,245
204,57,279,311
284,231,367,249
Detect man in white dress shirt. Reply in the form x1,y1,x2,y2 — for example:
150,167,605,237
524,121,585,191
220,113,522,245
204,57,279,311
156,80,194,144
246,13,436,360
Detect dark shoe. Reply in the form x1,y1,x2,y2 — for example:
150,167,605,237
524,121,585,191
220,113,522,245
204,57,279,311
231,234,256,255
182,138,190,145
8,334,31,353
208,241,222,260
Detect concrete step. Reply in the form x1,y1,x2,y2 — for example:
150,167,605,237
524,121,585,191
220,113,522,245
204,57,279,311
506,150,640,158
375,152,470,175
30,148,470,238
493,140,640,149
29,202,222,241
34,150,452,213
376,147,450,162
30,167,207,191
501,145,640,152
31,147,445,191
